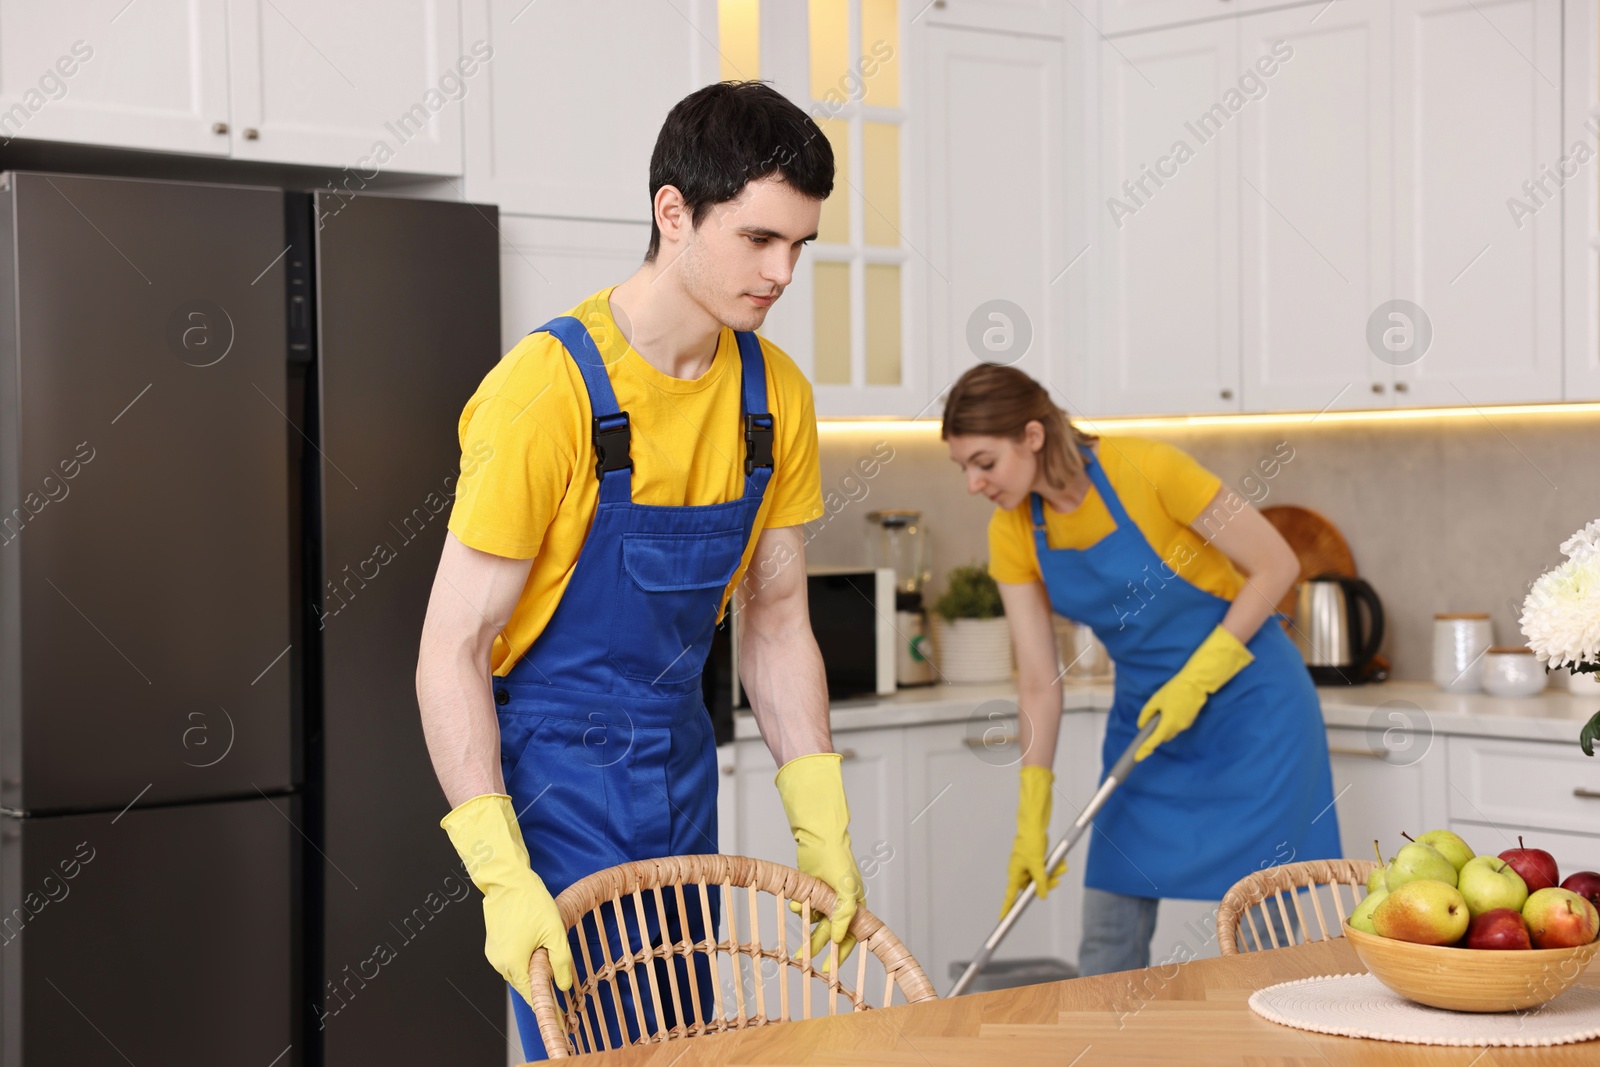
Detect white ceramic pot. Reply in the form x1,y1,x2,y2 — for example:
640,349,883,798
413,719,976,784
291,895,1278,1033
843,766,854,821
932,616,1014,684
1433,614,1492,692
1567,667,1600,695
1480,647,1548,698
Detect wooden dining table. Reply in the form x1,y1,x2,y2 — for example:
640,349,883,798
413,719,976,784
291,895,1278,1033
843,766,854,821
545,938,1600,1065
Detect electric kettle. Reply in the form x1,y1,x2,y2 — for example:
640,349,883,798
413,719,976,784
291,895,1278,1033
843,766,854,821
1291,574,1385,685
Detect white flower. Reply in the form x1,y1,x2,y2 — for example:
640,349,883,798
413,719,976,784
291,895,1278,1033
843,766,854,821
1560,519,1600,564
1521,554,1600,669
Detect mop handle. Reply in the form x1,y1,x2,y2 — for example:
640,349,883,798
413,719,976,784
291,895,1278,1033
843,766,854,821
948,714,1160,998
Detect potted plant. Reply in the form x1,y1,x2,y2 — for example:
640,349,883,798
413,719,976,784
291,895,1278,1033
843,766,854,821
1520,519,1600,754
931,563,1013,684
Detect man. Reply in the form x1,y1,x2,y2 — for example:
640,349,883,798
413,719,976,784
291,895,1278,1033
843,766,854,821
416,82,863,1060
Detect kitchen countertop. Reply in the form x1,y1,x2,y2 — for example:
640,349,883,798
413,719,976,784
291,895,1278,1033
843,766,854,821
732,678,1598,746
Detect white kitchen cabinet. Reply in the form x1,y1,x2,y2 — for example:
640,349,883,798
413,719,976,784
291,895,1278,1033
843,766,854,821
1449,821,1600,875
923,25,1066,414
716,742,739,854
729,724,910,935
225,0,464,173
922,0,1064,36
0,1,230,156
462,0,718,221
1238,1,1394,414
1392,0,1562,406
495,215,650,354
1091,20,1240,416
1446,734,1600,838
1325,723,1448,862
1562,0,1600,401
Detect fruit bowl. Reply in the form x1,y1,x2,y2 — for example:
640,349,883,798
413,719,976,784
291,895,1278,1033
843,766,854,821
1344,922,1600,1012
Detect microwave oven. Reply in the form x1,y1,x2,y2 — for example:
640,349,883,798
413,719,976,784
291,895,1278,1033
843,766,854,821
702,566,897,743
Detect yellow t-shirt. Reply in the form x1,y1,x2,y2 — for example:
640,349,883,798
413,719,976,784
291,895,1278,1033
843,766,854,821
987,436,1244,604
447,288,825,676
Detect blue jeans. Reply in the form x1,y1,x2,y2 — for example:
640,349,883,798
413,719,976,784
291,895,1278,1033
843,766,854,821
1078,888,1299,977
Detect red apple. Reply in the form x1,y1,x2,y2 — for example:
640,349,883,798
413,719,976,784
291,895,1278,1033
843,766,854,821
1462,908,1533,950
1498,836,1560,893
1560,871,1600,913
1523,887,1600,949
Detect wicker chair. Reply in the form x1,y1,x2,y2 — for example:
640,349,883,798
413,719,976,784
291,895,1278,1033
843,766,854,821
1216,859,1379,955
527,853,938,1058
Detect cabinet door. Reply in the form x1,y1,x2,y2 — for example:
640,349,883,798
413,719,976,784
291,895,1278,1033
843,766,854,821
1325,725,1431,862
1393,0,1561,405
1093,21,1240,415
226,0,464,172
924,27,1065,407
463,0,717,220
1562,0,1600,400
1239,1,1393,413
903,717,1073,994
0,1,229,155
733,729,909,934
495,215,651,354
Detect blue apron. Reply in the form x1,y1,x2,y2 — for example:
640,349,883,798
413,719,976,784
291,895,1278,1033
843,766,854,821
1033,446,1340,900
496,317,772,1059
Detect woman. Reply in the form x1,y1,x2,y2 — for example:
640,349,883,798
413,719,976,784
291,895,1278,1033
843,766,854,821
942,364,1340,975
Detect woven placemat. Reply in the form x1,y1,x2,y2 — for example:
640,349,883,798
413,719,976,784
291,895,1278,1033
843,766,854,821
1248,973,1600,1047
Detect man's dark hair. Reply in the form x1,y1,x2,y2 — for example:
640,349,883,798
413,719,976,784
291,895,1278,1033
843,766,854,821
646,81,834,261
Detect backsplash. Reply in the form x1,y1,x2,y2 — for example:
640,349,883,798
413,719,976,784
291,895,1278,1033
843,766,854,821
805,411,1600,684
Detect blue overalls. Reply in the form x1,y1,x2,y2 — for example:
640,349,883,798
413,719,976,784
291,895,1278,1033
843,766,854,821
1032,446,1341,905
495,317,773,1059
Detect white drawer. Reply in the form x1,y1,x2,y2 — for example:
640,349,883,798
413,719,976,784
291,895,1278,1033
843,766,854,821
1450,821,1600,878
1447,736,1600,837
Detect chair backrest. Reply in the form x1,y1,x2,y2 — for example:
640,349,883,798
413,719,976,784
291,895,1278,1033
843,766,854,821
1216,859,1379,955
528,853,938,1058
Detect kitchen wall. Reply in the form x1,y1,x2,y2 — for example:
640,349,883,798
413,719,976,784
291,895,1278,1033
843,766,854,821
806,411,1600,684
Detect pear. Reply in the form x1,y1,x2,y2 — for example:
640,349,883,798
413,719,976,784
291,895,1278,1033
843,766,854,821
1350,887,1388,934
1373,880,1470,945
1386,842,1458,889
1367,840,1390,893
1413,829,1475,873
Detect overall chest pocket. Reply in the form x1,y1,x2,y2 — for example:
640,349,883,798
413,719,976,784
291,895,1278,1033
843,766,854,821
609,529,747,684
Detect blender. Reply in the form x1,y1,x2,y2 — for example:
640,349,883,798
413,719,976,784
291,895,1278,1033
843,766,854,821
866,508,935,687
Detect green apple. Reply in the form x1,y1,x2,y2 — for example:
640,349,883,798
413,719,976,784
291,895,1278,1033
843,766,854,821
1386,842,1458,889
1350,887,1388,934
1373,880,1470,945
1458,855,1529,917
1414,830,1475,872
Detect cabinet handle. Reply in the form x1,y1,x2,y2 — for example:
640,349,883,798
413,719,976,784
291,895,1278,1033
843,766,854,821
1394,381,1409,393
965,735,1018,748
212,122,229,135
721,765,735,777
1328,745,1383,759
1220,388,1234,400
1575,787,1600,799
838,748,859,761
244,127,259,141
1370,382,1386,394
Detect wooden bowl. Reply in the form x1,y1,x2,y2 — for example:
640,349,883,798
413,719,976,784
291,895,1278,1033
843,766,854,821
1344,922,1600,1012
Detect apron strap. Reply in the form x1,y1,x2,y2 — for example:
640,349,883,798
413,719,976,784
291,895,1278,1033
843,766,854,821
532,315,632,504
735,331,775,496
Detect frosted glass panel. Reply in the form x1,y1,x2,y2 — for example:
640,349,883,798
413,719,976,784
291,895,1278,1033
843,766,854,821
865,263,901,386
717,0,760,81
809,0,849,101
863,123,900,246
814,260,853,384
816,118,851,243
861,0,899,107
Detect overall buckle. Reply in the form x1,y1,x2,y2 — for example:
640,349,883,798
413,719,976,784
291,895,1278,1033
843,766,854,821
744,413,774,475
592,412,632,479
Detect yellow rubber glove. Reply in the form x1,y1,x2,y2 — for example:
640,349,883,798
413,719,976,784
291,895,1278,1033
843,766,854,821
1134,625,1254,762
440,793,574,1005
774,752,865,969
1000,765,1066,918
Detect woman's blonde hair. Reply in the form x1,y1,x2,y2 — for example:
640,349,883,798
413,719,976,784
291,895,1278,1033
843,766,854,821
940,363,1097,489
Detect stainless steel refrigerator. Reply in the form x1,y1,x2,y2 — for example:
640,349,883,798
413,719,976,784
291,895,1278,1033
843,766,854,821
0,173,504,1065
